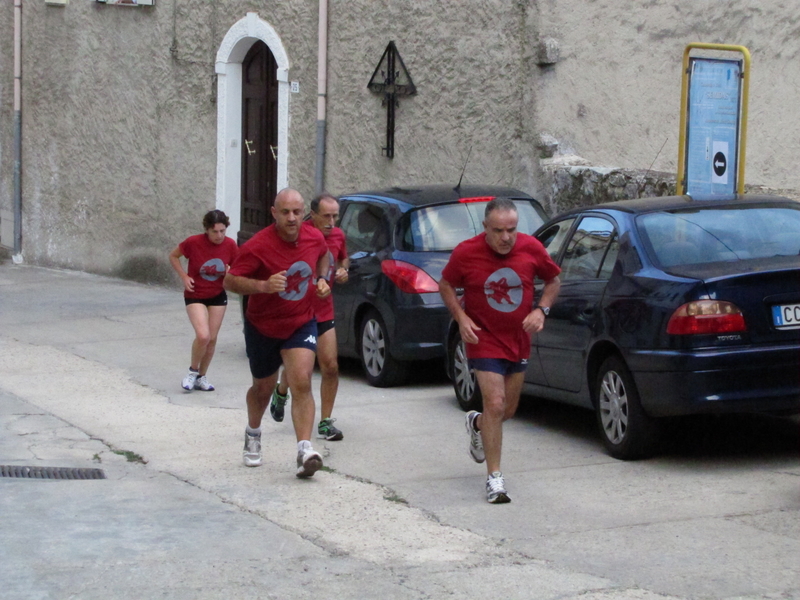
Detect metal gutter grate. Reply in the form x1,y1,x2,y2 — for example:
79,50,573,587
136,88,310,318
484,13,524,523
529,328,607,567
0,465,106,480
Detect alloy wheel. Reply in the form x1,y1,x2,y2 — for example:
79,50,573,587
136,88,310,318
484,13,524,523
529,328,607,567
361,318,386,378
598,369,628,444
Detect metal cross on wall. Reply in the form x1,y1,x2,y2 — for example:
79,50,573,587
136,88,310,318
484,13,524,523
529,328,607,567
367,41,416,158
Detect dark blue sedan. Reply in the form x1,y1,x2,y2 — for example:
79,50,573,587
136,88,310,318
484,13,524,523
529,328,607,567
449,194,800,459
333,185,549,386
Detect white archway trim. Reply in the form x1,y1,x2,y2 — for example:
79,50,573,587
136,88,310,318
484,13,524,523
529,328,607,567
215,12,290,239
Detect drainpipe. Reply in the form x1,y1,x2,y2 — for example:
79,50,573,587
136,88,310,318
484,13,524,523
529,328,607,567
314,0,328,194
12,0,22,262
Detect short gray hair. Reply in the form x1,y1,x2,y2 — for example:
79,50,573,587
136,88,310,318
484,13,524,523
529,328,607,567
485,197,517,219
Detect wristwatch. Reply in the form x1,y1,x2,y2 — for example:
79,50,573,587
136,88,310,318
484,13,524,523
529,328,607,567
316,276,328,284
535,304,550,317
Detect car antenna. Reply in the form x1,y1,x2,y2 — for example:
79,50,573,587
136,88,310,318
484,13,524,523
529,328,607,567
637,137,668,198
454,145,473,192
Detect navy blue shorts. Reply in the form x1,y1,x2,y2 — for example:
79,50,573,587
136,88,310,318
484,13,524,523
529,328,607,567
468,357,528,376
244,318,318,380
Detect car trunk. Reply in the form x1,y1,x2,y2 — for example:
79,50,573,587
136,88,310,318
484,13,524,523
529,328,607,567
665,256,800,345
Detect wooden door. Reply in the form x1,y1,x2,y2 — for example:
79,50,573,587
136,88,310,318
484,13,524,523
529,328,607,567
239,41,279,246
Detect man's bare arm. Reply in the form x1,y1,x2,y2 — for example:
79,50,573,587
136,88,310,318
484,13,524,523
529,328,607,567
440,278,481,344
224,273,281,295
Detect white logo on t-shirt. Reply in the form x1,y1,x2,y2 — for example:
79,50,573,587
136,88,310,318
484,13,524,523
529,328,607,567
279,261,313,301
483,267,523,313
199,258,225,281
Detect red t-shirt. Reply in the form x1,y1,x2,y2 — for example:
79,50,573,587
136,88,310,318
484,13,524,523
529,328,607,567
303,221,347,322
229,223,328,339
179,234,239,300
441,232,561,362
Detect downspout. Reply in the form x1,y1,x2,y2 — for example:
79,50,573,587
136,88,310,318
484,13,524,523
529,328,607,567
314,0,328,194
12,0,22,262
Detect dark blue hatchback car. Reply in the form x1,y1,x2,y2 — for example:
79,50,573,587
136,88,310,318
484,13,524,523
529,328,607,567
449,194,800,459
332,185,549,387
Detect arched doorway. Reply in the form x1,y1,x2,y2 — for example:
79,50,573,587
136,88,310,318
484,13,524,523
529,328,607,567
214,13,290,243
239,41,279,245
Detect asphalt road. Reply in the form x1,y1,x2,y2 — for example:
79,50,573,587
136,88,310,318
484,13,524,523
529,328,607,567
1,263,798,600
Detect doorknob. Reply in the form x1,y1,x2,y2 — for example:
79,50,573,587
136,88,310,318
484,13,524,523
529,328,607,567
270,145,278,160
244,139,256,155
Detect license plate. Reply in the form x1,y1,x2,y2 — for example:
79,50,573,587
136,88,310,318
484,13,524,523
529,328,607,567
772,303,800,329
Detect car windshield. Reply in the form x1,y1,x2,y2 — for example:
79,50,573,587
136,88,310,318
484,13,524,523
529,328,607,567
400,199,546,251
638,203,800,267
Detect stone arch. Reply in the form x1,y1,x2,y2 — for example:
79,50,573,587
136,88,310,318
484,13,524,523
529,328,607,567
215,12,290,239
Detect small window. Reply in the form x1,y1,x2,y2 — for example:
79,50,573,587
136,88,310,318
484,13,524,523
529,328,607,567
537,218,576,261
560,217,618,281
400,199,547,252
340,203,390,256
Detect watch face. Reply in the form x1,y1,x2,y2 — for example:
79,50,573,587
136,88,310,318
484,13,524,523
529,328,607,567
541,306,550,316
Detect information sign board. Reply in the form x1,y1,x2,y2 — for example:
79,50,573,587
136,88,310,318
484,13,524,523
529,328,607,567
685,58,742,196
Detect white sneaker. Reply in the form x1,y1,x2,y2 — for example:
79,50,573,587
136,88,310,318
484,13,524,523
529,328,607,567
296,447,323,478
182,369,199,391
194,375,215,391
486,471,511,504
465,411,485,463
243,432,262,467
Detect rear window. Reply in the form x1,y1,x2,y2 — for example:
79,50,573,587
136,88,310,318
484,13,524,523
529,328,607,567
400,199,547,252
637,203,800,267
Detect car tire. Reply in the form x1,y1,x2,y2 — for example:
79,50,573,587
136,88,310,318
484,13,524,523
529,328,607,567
595,355,660,460
448,330,483,412
359,309,408,387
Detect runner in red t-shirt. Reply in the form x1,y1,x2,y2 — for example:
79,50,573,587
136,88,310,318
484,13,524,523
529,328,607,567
272,193,350,442
224,188,331,478
440,198,561,503
169,209,239,393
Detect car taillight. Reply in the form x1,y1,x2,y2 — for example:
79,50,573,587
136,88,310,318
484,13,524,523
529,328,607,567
381,260,440,294
666,300,746,335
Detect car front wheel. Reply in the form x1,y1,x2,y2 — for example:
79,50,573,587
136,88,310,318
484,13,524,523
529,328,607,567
595,355,660,460
359,309,408,387
448,330,483,412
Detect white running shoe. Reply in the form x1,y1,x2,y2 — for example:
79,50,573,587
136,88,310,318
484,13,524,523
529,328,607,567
182,369,199,391
194,375,215,391
465,411,485,463
486,471,511,504
296,447,323,478
243,432,262,467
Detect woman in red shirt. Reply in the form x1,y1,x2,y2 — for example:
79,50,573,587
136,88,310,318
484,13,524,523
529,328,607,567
169,210,239,392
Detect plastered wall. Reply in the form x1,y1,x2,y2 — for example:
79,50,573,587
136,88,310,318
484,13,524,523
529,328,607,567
0,1,796,283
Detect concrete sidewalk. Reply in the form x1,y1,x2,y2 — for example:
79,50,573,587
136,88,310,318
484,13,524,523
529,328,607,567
1,263,798,600
0,264,619,600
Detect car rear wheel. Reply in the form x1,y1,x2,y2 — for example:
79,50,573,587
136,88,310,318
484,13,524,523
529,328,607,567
595,355,660,460
448,330,483,412
359,309,408,387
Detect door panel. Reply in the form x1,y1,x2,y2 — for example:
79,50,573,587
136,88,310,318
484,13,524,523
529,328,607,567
334,201,391,352
239,41,278,246
535,216,618,392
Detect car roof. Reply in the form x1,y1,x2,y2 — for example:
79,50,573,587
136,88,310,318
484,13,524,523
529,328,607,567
559,194,797,217
339,184,533,208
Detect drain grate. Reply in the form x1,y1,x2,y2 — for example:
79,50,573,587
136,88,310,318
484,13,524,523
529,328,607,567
0,465,106,480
